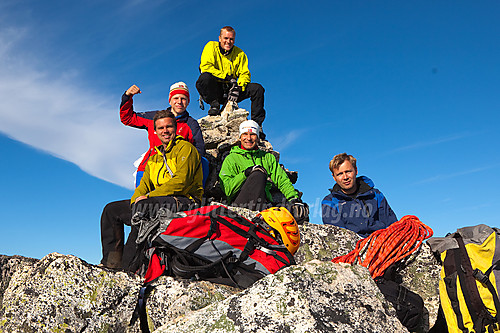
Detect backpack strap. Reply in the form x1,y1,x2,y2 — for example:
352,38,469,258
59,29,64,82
454,234,498,332
442,251,468,332
211,215,294,266
183,215,218,253
171,249,232,278
129,284,154,333
474,259,500,324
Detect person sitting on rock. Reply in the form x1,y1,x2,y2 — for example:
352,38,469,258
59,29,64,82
120,81,205,186
219,120,308,223
322,153,397,237
196,26,266,138
100,110,203,270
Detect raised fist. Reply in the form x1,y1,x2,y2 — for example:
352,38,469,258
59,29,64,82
126,84,142,96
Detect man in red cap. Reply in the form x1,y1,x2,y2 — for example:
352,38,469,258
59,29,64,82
120,81,205,186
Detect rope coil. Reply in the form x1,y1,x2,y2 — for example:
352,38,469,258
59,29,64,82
332,215,433,279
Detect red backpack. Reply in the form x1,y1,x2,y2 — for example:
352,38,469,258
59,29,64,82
134,204,295,288
130,204,296,332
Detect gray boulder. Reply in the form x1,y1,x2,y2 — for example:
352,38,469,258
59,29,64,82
0,220,440,332
0,252,141,332
295,222,440,329
155,260,408,333
0,253,238,332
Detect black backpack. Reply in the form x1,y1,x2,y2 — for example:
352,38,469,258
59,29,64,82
375,265,425,332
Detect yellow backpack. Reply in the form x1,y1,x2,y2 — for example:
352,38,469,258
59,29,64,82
428,225,500,333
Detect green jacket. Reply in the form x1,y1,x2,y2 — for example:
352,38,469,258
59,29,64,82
131,136,203,205
219,146,298,203
199,41,251,91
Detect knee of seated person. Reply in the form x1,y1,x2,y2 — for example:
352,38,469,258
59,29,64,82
198,72,217,82
102,200,121,215
258,83,265,93
247,170,267,182
249,82,264,94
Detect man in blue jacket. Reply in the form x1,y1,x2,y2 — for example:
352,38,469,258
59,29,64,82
322,153,397,237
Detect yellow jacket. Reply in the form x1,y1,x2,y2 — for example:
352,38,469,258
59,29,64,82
131,136,203,204
199,41,251,91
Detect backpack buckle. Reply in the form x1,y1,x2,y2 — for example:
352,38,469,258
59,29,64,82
257,246,276,255
473,268,490,284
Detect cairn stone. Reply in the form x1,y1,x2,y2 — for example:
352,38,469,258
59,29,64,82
199,108,279,200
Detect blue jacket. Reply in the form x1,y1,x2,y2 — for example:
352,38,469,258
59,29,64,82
322,176,397,237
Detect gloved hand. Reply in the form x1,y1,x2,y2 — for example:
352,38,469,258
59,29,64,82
244,165,267,177
225,75,238,86
288,198,310,225
227,84,241,103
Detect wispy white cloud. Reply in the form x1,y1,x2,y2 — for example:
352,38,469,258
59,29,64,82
413,165,498,185
386,132,475,155
0,26,146,189
269,129,307,151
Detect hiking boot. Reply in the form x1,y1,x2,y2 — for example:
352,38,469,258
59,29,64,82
100,251,123,270
208,101,220,116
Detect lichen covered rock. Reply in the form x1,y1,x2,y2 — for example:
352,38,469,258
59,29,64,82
399,243,441,328
155,260,408,333
294,223,361,264
0,253,141,332
0,253,237,332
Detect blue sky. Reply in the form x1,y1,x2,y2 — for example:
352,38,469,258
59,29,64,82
1,1,499,264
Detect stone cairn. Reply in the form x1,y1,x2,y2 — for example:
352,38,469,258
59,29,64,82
199,107,296,203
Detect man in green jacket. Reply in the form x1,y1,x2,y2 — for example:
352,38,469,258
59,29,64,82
219,120,308,223
100,110,203,270
196,26,266,131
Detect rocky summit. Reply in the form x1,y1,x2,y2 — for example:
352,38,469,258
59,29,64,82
0,109,441,332
0,222,440,333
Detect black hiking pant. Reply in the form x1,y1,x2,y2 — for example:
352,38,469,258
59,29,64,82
231,170,269,211
196,72,266,125
100,196,194,271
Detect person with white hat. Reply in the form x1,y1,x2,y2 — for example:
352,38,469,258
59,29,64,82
120,81,205,186
219,120,309,223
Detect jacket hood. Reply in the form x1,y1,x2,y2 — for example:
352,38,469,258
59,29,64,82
330,176,375,198
175,110,190,121
230,145,262,155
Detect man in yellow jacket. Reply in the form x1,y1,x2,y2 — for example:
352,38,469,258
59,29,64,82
196,26,266,133
100,110,203,270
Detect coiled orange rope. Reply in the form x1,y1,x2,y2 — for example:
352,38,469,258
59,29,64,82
332,215,433,279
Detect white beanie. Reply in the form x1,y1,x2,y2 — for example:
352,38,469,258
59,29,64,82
239,120,260,136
